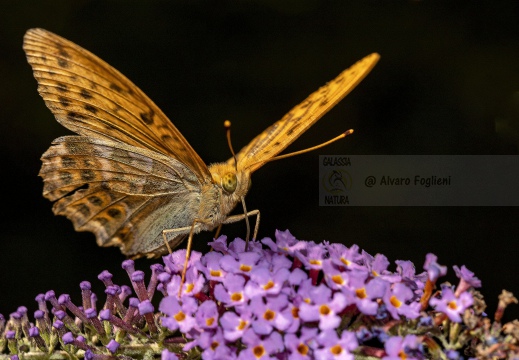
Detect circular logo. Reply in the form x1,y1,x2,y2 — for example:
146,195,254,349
322,169,352,194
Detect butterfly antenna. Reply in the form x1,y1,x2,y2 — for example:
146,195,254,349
224,121,252,250
224,120,238,171
254,129,354,167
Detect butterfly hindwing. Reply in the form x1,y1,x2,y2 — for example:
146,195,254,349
40,136,201,256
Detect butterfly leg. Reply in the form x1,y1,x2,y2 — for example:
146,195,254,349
214,224,223,239
223,209,261,244
162,219,212,297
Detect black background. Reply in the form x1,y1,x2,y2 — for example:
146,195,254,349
1,1,518,321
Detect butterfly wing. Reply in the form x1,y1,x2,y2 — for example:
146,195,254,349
232,53,379,173
40,136,201,257
23,28,210,182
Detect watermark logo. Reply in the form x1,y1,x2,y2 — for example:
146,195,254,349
319,155,519,206
319,156,352,206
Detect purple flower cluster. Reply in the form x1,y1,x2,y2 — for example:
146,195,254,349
157,230,480,359
1,229,516,360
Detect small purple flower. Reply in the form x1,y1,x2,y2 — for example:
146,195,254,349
423,253,447,282
181,267,206,296
208,235,229,253
299,284,347,330
106,339,120,354
453,265,481,296
138,300,154,315
284,327,319,359
363,252,401,283
161,349,179,360
214,273,249,307
244,267,289,298
195,300,219,330
315,329,358,360
196,251,227,282
327,243,363,270
430,285,474,322
250,294,291,335
395,260,427,296
163,249,202,274
262,229,307,256
322,260,350,291
238,328,283,360
383,283,421,320
382,335,422,360
296,242,327,271
188,328,233,360
220,252,261,275
343,271,387,316
220,309,253,342
159,296,197,333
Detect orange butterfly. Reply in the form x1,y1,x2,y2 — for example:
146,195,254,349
24,28,379,262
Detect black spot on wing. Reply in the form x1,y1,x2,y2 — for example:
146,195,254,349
67,111,87,121
109,83,123,93
88,195,103,207
107,208,122,219
59,171,73,185
59,96,70,107
80,89,93,99
81,169,96,181
61,157,76,168
56,83,68,93
74,203,91,217
140,110,155,125
57,58,69,68
84,104,98,114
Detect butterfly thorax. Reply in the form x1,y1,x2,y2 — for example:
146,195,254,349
203,162,251,225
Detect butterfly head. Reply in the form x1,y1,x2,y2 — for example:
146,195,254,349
209,162,251,204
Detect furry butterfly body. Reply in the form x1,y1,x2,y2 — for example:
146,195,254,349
24,28,379,257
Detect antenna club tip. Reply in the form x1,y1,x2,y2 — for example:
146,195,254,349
344,129,354,136
224,120,231,129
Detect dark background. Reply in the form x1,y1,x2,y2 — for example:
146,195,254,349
1,1,518,321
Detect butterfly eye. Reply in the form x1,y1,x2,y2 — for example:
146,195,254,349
222,173,238,193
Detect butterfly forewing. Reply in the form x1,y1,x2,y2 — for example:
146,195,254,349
233,53,380,173
23,28,210,181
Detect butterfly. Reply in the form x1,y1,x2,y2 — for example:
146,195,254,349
24,28,379,260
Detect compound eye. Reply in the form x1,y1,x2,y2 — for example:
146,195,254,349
222,172,238,193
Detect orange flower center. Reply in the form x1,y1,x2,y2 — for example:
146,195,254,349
185,283,194,293
210,270,221,277
174,311,185,322
390,295,402,308
292,307,299,319
263,280,275,290
320,305,331,316
340,257,351,266
240,264,252,272
253,345,265,358
264,309,275,321
356,288,367,299
297,343,309,355
448,300,458,310
206,317,214,326
231,292,243,302
330,344,342,355
237,320,247,330
331,275,344,285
